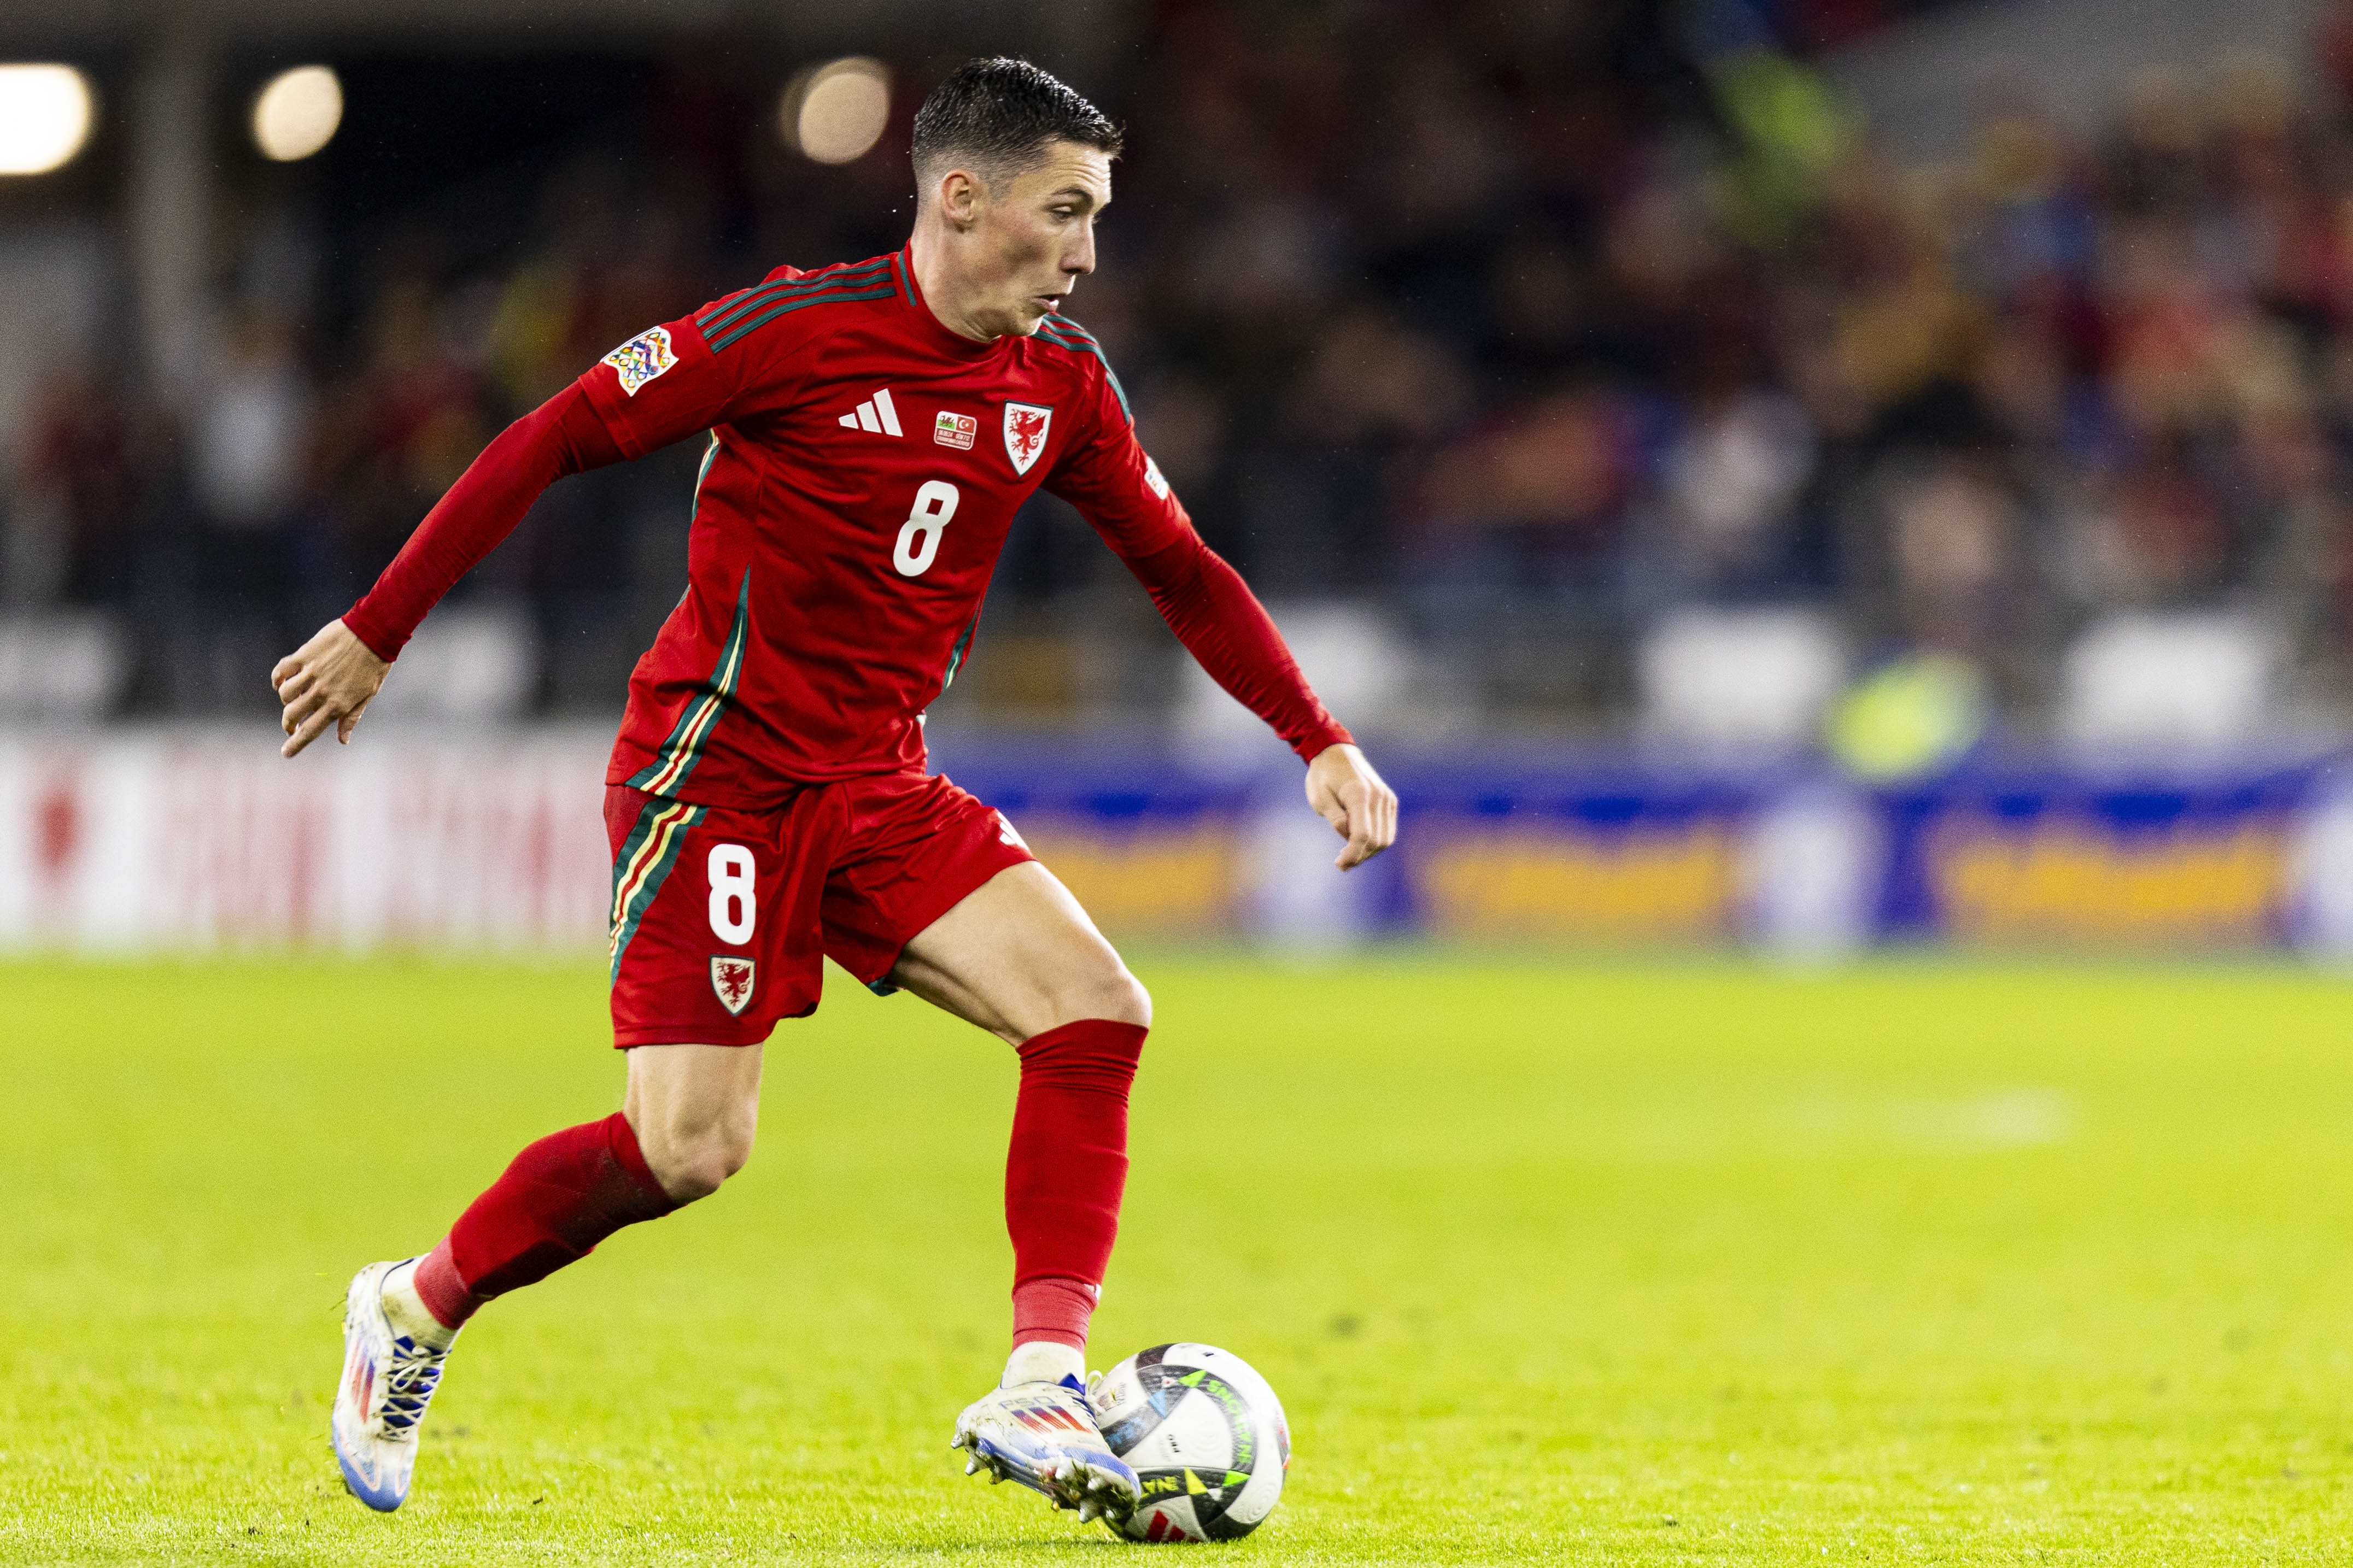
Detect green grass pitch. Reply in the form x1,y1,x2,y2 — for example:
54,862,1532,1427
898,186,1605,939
4,955,2351,1564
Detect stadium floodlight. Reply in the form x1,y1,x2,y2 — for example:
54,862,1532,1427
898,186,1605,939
785,57,890,165
251,65,342,162
0,64,94,176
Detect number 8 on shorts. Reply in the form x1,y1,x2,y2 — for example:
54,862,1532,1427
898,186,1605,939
708,845,756,943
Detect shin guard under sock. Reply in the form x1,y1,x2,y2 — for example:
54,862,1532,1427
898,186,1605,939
1005,1019,1146,1350
412,1111,676,1329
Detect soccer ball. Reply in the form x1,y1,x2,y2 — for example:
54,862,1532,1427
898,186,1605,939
1092,1342,1290,1542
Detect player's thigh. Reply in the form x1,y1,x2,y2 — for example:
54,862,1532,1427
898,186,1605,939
888,860,1150,1046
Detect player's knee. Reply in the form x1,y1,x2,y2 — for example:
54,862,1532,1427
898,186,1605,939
1107,970,1151,1029
646,1137,747,1204
640,1109,756,1203
1069,964,1151,1032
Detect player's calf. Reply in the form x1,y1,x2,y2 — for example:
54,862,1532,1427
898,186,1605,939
955,1018,1148,1522
328,1109,683,1509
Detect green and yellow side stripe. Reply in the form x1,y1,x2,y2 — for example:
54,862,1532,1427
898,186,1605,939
938,613,979,696
629,573,752,798
608,796,709,982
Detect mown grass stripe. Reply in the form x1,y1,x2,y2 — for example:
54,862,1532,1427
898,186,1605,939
710,285,897,352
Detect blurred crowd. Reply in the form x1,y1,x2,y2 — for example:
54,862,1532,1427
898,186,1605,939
17,0,2353,723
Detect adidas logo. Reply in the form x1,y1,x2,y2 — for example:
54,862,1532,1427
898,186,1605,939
837,388,902,436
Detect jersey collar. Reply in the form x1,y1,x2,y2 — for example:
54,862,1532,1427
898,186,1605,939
893,245,1012,360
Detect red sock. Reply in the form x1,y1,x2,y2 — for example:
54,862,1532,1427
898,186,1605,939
411,1112,676,1329
1005,1019,1146,1350
1013,1276,1101,1349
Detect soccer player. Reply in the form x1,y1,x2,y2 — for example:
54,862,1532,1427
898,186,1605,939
274,58,1397,1522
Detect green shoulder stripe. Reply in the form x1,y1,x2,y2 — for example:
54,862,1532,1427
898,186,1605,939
697,258,893,336
710,284,896,352
1038,314,1133,426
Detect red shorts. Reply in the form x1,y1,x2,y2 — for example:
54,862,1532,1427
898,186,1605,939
602,771,1034,1048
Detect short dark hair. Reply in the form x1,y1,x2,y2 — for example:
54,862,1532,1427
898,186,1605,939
910,57,1122,201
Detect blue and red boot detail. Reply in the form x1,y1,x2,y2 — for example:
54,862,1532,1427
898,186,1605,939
330,1259,456,1511
952,1373,1142,1523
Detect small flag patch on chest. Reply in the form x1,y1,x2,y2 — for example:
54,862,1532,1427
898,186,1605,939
601,326,676,396
711,955,756,1015
935,410,977,449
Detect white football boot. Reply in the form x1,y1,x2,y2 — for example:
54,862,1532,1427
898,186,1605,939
330,1259,456,1511
953,1369,1142,1523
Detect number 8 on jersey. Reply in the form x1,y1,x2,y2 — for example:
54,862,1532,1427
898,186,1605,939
895,481,959,577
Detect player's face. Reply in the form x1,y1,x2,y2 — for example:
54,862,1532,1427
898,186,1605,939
970,142,1111,336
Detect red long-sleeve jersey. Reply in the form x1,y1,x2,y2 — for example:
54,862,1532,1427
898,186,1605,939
345,245,1351,809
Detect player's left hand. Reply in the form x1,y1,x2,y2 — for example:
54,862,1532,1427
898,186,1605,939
1306,743,1398,871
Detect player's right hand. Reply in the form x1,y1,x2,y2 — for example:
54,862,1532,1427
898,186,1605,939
272,619,390,757
1306,742,1398,871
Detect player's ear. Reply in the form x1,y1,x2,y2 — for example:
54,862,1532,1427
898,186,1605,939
938,169,983,230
